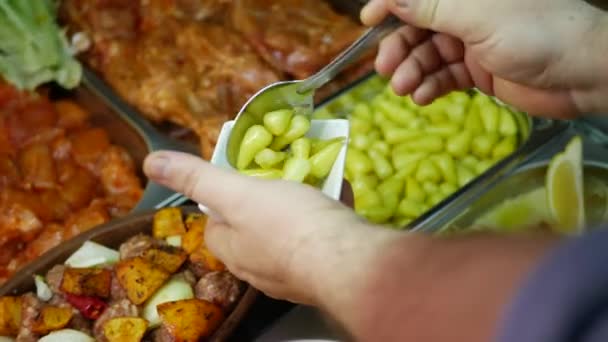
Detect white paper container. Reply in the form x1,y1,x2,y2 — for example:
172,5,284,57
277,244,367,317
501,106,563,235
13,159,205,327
199,119,350,216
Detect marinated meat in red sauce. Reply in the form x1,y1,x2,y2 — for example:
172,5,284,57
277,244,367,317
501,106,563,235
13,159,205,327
0,81,144,284
59,0,368,159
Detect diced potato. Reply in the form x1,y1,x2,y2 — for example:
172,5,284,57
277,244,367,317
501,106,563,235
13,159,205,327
103,317,148,342
31,306,73,335
60,268,111,298
141,247,188,273
190,248,225,273
116,258,171,305
0,297,21,336
183,214,207,255
153,208,186,239
157,299,223,341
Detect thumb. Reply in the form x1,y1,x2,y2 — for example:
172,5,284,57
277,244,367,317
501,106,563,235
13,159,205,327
143,150,257,217
363,0,480,38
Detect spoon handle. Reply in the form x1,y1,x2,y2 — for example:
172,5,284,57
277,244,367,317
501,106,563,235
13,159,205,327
297,15,402,94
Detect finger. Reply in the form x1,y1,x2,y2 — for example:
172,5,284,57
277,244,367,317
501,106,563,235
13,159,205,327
360,0,390,26
204,220,236,265
412,65,463,104
144,151,256,216
376,26,428,76
464,52,494,95
431,33,464,63
390,38,442,95
386,0,476,38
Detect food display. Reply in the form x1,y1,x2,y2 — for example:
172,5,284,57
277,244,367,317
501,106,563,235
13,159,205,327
0,208,243,341
442,136,608,236
59,0,371,159
314,76,528,227
236,110,346,185
0,80,144,284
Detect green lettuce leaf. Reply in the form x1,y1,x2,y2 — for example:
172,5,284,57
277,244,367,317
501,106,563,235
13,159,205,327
0,0,82,90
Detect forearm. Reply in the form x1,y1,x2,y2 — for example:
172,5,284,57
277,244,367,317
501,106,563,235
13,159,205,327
314,229,559,341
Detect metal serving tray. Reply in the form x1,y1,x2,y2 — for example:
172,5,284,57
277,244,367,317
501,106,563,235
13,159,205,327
439,125,608,232
312,72,570,230
71,71,199,211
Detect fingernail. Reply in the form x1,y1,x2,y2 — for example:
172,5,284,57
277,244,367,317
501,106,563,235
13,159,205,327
394,0,409,7
145,154,170,179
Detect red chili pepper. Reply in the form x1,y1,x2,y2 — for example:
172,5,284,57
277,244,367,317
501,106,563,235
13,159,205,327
65,294,108,320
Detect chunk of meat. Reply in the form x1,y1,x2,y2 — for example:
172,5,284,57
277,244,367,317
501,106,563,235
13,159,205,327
1,187,53,222
64,200,110,238
231,0,365,79
0,203,43,244
119,234,158,260
46,265,66,295
92,299,139,342
7,97,57,148
98,146,143,210
0,154,20,187
16,293,43,342
150,326,173,342
39,191,72,221
0,116,14,155
23,224,66,262
57,160,98,210
51,136,72,160
54,100,90,130
69,128,111,173
186,260,210,278
110,271,127,301
195,271,243,311
17,143,57,190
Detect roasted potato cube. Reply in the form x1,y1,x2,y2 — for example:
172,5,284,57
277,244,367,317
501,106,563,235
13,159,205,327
153,208,186,239
31,306,74,334
182,215,207,254
190,248,225,272
60,267,112,298
116,257,170,305
158,299,223,341
103,317,148,342
0,296,22,335
141,246,188,273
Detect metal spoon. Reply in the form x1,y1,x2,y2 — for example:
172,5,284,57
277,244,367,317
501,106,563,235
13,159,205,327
226,15,402,167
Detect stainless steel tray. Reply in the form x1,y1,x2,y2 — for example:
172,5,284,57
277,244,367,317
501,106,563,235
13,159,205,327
440,125,608,232
76,71,199,211
311,72,570,230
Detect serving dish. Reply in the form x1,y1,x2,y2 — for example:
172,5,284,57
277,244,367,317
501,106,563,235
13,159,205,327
0,206,257,342
310,72,570,228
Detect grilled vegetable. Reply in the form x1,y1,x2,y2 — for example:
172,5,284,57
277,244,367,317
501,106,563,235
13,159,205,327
38,329,94,342
0,297,21,336
115,257,170,305
60,268,111,298
65,241,120,268
157,299,223,341
153,208,186,239
65,294,107,320
141,247,188,273
31,306,73,335
103,317,148,342
142,277,194,328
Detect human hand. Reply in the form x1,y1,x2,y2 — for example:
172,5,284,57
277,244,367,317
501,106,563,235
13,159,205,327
143,151,394,306
361,0,608,117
